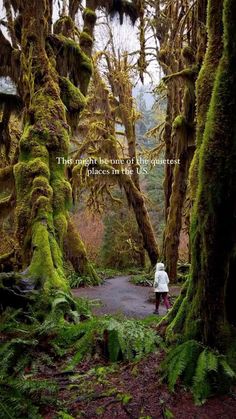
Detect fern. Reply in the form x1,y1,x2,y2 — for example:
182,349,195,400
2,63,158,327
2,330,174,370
130,273,153,287
0,376,57,419
66,316,161,367
163,340,236,405
192,349,213,403
68,273,94,288
164,340,202,391
219,357,235,378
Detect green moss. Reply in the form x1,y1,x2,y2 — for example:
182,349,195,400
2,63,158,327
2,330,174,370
52,34,92,95
53,16,74,36
79,31,93,51
182,46,195,63
59,77,86,112
195,0,223,149
51,178,72,213
32,176,53,198
29,221,68,291
83,8,97,24
31,195,51,218
54,213,68,248
166,297,188,343
80,31,93,43
172,115,186,129
79,55,93,95
29,158,50,178
54,35,89,69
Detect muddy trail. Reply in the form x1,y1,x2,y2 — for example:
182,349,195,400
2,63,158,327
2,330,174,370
72,276,180,318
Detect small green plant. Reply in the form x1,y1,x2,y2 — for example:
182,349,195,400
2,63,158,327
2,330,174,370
162,340,235,404
130,273,153,287
68,272,95,288
58,316,161,367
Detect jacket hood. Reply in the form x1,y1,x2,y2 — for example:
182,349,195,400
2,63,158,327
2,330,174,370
156,262,165,271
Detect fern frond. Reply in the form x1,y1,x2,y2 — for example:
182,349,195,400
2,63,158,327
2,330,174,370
219,357,235,379
163,340,202,391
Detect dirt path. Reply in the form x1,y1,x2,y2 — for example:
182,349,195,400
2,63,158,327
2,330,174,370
72,276,180,318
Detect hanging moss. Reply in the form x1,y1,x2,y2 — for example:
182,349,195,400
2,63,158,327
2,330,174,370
182,46,195,64
59,77,86,113
79,31,93,55
49,34,92,94
53,16,74,36
109,0,139,25
82,8,97,25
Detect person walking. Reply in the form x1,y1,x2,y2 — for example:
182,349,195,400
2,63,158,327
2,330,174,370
153,262,171,314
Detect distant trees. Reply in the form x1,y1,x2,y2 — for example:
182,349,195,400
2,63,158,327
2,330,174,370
148,0,202,281
71,53,159,266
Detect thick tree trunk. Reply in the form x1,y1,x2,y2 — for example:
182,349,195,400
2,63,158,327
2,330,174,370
162,66,198,281
189,0,223,199
163,120,195,281
14,0,72,291
166,0,236,351
162,0,208,281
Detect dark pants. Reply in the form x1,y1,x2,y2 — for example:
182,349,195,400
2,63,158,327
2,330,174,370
155,292,170,311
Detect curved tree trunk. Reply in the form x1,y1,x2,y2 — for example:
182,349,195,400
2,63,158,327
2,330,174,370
122,175,159,266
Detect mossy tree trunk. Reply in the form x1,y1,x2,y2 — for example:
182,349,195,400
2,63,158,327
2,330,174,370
166,0,236,351
189,0,223,201
0,1,142,296
162,116,195,281
106,53,157,265
155,2,199,280
121,175,159,266
14,0,71,291
161,1,207,281
0,0,103,290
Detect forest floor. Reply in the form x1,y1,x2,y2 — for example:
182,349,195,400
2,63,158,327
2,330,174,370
72,276,180,318
44,352,236,419
63,278,236,419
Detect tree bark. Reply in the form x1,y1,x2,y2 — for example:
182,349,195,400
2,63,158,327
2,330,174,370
14,0,73,291
166,0,236,352
121,175,159,266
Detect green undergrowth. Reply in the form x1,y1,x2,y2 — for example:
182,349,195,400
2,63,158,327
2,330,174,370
54,315,161,365
130,263,190,286
68,271,98,288
176,262,190,283
130,272,153,286
96,266,145,280
0,296,161,418
162,339,236,405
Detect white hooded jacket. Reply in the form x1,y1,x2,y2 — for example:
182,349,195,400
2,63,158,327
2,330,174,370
154,262,169,292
